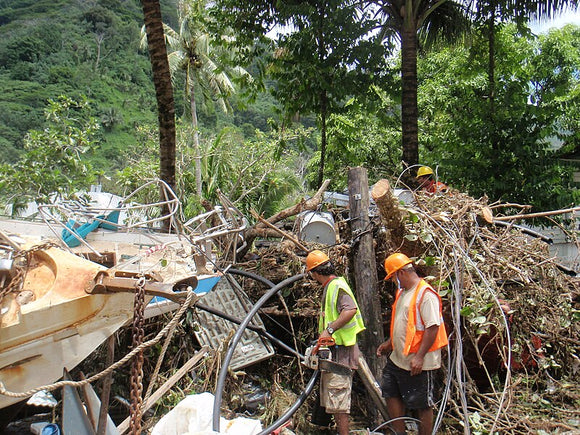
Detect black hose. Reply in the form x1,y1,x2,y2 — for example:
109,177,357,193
257,371,319,435
227,268,297,338
212,273,306,432
227,268,276,288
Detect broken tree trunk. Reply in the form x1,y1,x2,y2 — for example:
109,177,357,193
348,168,384,378
250,210,309,252
236,179,331,260
371,179,407,250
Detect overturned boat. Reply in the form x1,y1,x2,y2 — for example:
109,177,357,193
0,180,251,413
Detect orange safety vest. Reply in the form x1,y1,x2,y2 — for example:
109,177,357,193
425,180,448,194
390,279,448,356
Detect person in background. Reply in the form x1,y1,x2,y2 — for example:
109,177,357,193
377,253,448,435
306,250,366,435
416,166,448,194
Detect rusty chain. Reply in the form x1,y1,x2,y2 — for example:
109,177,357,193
0,241,60,302
129,275,146,434
0,288,198,399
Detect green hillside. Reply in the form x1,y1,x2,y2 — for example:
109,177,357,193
0,0,180,170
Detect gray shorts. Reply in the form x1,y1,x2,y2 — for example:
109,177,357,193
381,358,436,410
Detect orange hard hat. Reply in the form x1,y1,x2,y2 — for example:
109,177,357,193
384,253,413,280
306,250,330,272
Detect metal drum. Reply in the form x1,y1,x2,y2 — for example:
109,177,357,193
298,211,336,245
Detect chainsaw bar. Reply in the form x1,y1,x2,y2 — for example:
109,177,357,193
318,359,352,376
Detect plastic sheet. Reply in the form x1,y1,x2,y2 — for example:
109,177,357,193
152,392,262,435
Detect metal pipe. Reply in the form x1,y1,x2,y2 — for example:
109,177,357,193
493,220,553,244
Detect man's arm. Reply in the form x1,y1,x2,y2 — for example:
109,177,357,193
409,325,438,376
320,308,357,338
376,338,392,356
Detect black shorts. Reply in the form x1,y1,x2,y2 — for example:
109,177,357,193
381,358,437,410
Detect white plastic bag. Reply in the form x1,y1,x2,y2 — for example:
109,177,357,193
152,392,262,435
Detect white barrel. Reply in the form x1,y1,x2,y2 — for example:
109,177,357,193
394,188,415,205
298,211,336,245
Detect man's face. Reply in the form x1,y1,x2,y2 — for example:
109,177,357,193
392,267,409,288
308,270,318,282
417,175,430,187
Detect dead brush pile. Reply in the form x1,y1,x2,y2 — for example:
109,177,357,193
75,188,579,433
381,189,580,433
237,188,580,433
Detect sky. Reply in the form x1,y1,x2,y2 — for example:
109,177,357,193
529,7,580,33
266,6,580,40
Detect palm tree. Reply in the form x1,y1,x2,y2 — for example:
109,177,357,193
143,0,251,197
375,0,470,171
140,0,176,225
375,0,579,171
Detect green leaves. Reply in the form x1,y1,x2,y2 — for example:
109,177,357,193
0,95,100,208
419,23,580,211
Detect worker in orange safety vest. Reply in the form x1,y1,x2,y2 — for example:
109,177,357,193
376,253,448,435
416,165,448,194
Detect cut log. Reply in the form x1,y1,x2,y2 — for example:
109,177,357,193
371,179,406,231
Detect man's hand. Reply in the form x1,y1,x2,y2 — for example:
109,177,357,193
320,329,331,339
376,338,393,356
409,354,424,376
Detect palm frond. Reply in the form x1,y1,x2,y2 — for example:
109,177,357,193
419,1,472,47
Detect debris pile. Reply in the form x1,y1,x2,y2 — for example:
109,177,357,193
66,183,579,434
396,190,580,433
230,186,580,433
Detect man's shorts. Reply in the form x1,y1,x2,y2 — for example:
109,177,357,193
320,371,352,414
380,358,436,410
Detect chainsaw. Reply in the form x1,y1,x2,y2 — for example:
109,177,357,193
302,337,352,376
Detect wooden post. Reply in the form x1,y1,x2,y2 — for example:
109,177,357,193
348,167,384,378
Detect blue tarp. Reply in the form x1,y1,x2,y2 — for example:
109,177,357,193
61,210,120,247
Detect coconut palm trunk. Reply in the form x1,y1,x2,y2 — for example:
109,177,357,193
318,90,328,189
141,0,176,203
400,15,419,168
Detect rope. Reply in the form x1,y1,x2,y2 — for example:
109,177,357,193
0,287,197,399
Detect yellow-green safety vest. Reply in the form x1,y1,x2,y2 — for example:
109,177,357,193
318,277,366,346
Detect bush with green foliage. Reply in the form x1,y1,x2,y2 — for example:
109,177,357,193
419,24,580,210
0,96,101,213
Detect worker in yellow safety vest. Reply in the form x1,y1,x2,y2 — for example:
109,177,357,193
306,250,365,435
376,253,448,435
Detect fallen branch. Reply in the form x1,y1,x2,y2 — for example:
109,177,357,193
250,210,309,252
237,179,331,259
494,206,580,221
